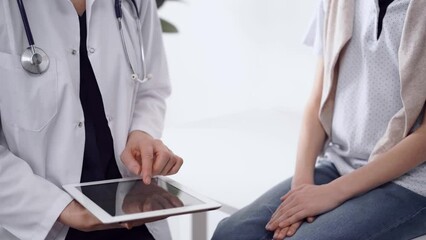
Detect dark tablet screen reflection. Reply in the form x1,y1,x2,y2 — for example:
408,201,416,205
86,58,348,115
78,178,203,217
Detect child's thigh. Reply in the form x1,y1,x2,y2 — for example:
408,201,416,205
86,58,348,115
211,178,293,240
212,162,339,240
288,183,426,240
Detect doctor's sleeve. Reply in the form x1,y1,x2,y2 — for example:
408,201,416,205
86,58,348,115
129,0,171,139
0,122,73,240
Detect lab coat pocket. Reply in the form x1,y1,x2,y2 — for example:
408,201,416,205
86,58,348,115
0,52,58,132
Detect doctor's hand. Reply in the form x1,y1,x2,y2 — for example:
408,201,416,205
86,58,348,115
121,131,183,184
59,200,123,232
59,200,154,232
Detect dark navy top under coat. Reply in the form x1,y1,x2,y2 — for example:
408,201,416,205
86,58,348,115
65,13,154,240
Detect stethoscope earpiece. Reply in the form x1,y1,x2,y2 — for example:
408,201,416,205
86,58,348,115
21,46,50,74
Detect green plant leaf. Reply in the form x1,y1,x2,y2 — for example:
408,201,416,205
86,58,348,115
160,19,178,33
157,0,184,9
156,0,166,8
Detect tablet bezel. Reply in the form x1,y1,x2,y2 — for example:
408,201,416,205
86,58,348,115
63,176,221,224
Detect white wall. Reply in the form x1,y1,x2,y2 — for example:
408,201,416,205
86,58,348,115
159,0,319,126
158,0,320,239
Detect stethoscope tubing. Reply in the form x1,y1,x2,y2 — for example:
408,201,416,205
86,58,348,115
115,0,150,83
16,0,150,82
16,0,35,47
115,0,140,19
17,0,50,74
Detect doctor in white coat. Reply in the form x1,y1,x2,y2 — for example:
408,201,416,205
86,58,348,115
0,0,183,239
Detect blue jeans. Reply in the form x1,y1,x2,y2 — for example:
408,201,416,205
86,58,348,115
212,162,426,240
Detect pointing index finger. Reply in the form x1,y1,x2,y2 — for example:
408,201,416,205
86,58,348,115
140,144,154,185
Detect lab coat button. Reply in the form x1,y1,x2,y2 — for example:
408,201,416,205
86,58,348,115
89,48,95,53
78,122,84,128
71,49,78,55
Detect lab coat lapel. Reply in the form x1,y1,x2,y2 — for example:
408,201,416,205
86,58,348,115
85,0,97,32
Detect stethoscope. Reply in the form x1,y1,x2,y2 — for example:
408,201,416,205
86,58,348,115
16,0,151,84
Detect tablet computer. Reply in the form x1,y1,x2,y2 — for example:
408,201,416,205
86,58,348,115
63,177,221,224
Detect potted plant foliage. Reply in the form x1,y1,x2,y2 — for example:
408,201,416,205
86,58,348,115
156,0,179,33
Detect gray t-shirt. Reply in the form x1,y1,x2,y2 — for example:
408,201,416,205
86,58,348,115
305,0,426,196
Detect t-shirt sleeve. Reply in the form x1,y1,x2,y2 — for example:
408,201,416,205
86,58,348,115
303,0,325,55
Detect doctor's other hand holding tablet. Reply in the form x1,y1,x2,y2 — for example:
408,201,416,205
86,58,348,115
59,130,183,232
59,201,124,232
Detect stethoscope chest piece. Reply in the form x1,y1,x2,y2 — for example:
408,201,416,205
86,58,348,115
21,46,50,74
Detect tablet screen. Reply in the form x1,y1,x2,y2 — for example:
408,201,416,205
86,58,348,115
77,178,203,217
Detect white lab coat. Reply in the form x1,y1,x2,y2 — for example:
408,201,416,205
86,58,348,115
0,0,171,239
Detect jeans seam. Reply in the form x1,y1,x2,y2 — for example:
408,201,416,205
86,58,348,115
366,206,426,240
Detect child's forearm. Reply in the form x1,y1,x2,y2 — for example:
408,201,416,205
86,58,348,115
293,105,326,186
293,59,326,187
330,113,426,200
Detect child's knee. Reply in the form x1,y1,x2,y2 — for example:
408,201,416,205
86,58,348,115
212,217,237,240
